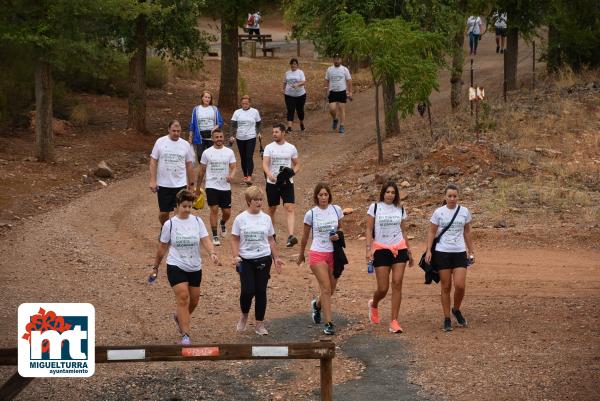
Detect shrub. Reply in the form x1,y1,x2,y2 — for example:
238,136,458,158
69,104,89,127
146,56,169,89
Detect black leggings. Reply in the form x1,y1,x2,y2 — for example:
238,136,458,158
236,137,256,177
284,94,306,122
238,256,272,321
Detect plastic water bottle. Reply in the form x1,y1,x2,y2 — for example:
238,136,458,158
367,260,374,274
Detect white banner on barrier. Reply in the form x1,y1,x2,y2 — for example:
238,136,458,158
251,346,289,357
107,349,146,361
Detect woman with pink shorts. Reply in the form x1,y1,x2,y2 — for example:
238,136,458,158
297,183,343,335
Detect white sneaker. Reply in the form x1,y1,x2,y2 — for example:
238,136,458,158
220,222,227,238
236,314,248,332
255,322,269,336
212,236,221,246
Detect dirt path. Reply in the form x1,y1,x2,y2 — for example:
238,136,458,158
1,33,599,401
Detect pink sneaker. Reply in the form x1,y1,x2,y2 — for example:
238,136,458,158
368,299,380,324
389,319,403,333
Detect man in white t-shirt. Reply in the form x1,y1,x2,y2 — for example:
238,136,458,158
195,128,236,246
262,123,300,247
324,54,353,134
149,120,195,225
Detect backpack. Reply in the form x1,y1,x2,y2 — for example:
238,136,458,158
247,14,255,26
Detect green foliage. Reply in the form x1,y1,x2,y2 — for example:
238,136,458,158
0,43,35,128
146,56,169,88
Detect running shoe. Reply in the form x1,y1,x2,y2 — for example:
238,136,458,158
255,322,269,336
496,45,500,53
323,322,335,335
220,220,227,238
338,125,345,134
286,235,298,248
181,334,191,345
389,319,403,334
212,235,221,246
286,126,292,134
332,119,338,130
311,299,321,324
300,123,305,132
452,308,468,327
443,317,453,332
172,313,183,335
368,299,380,324
244,176,253,186
236,314,248,332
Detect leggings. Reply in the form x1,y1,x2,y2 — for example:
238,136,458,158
236,137,256,177
238,256,272,321
469,33,480,53
284,94,306,122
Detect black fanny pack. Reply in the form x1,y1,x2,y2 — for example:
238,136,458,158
242,255,272,270
200,130,213,140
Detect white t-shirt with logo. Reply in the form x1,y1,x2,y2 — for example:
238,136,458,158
264,141,298,184
494,12,507,29
367,202,407,245
232,107,261,141
430,205,472,253
467,16,482,34
325,65,352,92
231,211,274,259
150,135,194,188
200,146,236,191
303,205,343,253
284,69,307,97
195,105,218,131
160,216,209,272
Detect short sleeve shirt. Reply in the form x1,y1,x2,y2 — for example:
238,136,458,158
160,216,209,272
284,69,307,97
303,205,343,253
430,205,472,252
231,211,275,259
367,202,407,245
325,66,352,92
264,141,298,184
467,16,482,34
150,135,194,188
200,146,236,191
195,105,218,131
232,107,261,140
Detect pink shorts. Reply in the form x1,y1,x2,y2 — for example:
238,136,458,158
309,251,334,270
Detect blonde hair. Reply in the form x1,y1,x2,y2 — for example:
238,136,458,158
244,186,263,206
200,90,213,105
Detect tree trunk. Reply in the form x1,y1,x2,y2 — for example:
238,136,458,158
374,83,383,164
547,24,561,72
382,74,399,137
219,13,239,112
127,14,147,133
35,59,54,162
450,29,465,111
505,27,519,90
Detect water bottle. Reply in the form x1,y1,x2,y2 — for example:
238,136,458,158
367,259,374,274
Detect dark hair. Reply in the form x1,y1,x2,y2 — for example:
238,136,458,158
168,119,180,129
211,127,223,136
273,122,286,133
289,58,299,65
313,182,332,205
442,183,459,205
379,181,400,206
175,189,195,205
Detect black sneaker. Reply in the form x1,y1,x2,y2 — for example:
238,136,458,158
323,322,335,335
286,126,292,134
286,235,298,247
452,308,468,327
311,299,321,324
220,220,227,238
496,45,500,53
443,317,453,332
332,119,338,130
300,123,305,132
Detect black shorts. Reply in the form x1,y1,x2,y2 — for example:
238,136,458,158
328,90,347,103
157,186,186,213
432,251,468,270
205,188,232,209
495,27,507,37
373,249,409,268
266,183,295,207
167,264,202,287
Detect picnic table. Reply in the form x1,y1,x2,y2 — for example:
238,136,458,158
238,34,279,57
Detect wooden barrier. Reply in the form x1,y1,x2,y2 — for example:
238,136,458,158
0,341,335,400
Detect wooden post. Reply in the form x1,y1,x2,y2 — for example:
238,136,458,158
503,48,507,102
0,372,34,401
427,102,433,136
320,357,333,401
470,58,474,115
532,40,536,90
475,101,480,142
250,40,257,58
297,38,300,57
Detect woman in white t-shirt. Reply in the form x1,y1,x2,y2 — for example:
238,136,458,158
231,186,284,336
424,184,475,332
297,183,344,336
283,58,307,133
149,189,219,345
365,182,414,334
230,95,262,186
466,15,483,55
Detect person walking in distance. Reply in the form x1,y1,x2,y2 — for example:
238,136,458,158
231,186,284,336
188,90,224,163
230,95,261,186
466,15,483,56
324,54,352,134
283,58,307,133
150,189,219,345
297,183,344,335
149,120,195,226
424,184,475,332
365,182,414,334
195,128,236,246
262,123,300,247
493,11,507,54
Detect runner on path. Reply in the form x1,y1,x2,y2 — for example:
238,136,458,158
283,58,307,133
424,184,475,332
230,95,261,186
324,54,352,134
365,182,414,334
262,123,300,247
297,183,344,335
493,11,507,54
150,189,219,345
231,186,284,336
195,128,236,246
149,120,195,225
188,91,224,163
